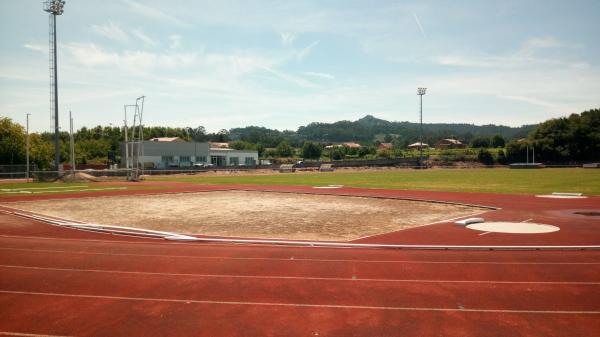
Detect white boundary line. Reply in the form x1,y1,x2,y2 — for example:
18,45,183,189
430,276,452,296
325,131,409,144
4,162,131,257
3,265,599,285
1,290,599,314
1,247,599,265
7,211,600,251
0,332,73,337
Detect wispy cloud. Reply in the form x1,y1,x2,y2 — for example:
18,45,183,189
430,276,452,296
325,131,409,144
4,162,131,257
412,13,426,38
305,71,334,79
168,34,182,49
23,43,46,54
64,42,198,69
435,36,580,69
91,22,129,43
132,29,158,47
124,0,190,28
296,41,319,60
280,33,296,46
497,94,556,108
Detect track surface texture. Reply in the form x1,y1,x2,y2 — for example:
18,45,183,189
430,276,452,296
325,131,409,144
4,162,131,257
1,181,599,337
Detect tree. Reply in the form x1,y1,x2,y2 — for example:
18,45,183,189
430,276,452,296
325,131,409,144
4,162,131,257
477,149,494,165
214,129,230,142
230,140,255,150
330,147,344,160
490,134,505,148
0,117,26,165
497,149,507,165
301,141,322,159
276,141,294,157
471,136,490,148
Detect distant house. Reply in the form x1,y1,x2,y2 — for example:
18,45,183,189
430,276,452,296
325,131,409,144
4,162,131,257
378,143,393,150
149,137,184,142
325,142,361,149
434,139,465,149
209,142,229,149
407,142,429,149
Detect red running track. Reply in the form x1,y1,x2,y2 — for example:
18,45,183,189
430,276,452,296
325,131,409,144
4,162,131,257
1,182,599,336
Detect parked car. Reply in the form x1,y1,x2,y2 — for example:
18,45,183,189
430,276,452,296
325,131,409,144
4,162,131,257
193,163,213,168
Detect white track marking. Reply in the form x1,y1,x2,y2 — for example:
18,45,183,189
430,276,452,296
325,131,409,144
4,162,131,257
0,186,88,191
0,332,73,337
3,265,599,285
478,232,492,236
1,290,599,314
1,247,598,265
0,187,125,195
522,219,533,223
353,210,493,241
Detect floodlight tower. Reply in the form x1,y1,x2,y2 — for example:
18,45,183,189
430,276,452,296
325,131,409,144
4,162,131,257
417,87,427,168
43,0,65,172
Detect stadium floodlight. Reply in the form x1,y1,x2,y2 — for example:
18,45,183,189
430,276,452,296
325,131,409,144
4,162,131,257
417,87,427,168
43,0,65,15
43,0,66,172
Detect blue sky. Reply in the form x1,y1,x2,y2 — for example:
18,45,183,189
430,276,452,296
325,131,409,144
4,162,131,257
1,0,599,133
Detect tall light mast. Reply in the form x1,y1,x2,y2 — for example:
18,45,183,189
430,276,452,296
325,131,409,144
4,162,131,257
43,0,65,172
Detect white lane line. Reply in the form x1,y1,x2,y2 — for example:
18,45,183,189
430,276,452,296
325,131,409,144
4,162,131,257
478,232,492,236
1,290,599,314
0,186,88,191
3,265,599,285
1,247,599,265
0,332,73,337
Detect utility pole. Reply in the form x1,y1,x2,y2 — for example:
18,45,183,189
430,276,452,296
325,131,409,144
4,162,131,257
417,87,427,168
26,113,30,182
69,111,75,172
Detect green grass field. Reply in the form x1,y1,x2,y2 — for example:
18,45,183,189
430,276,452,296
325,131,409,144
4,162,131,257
150,168,600,195
2,168,598,196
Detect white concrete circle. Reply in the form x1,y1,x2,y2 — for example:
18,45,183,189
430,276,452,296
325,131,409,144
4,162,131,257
466,222,560,234
536,195,587,199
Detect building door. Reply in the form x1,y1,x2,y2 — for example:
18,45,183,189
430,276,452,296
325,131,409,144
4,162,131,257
211,156,226,167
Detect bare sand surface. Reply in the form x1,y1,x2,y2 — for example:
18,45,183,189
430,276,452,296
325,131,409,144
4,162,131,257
6,191,484,241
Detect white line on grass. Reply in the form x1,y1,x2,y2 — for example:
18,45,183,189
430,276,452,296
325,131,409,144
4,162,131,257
2,290,599,314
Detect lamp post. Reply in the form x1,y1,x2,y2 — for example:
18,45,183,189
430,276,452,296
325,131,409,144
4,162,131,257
43,0,65,172
417,87,427,168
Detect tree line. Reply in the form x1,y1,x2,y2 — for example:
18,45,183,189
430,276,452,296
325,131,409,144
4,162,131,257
1,108,598,168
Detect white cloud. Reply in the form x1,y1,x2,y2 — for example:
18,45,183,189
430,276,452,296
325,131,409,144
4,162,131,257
23,43,46,54
132,29,158,46
124,0,190,28
168,34,182,49
296,41,319,60
91,22,129,43
280,33,295,46
412,13,426,39
64,42,198,69
305,71,334,79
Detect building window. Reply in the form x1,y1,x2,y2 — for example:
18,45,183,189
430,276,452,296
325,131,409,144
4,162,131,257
245,157,255,165
195,156,207,163
229,157,239,165
161,156,174,163
180,156,191,163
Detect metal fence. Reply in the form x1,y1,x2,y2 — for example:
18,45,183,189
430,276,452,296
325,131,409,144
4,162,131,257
0,164,38,179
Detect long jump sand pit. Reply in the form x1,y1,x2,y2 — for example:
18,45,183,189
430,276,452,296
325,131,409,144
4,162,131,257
6,191,487,241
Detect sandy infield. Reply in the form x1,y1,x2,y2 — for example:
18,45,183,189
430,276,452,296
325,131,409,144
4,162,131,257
5,191,485,241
